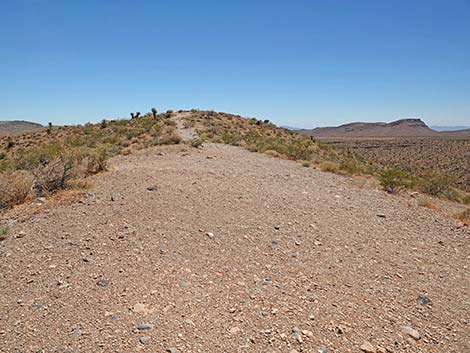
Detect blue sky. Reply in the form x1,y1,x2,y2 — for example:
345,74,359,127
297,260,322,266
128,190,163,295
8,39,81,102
1,0,469,128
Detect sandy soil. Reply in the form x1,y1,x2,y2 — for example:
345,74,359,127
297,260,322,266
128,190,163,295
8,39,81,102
0,141,469,353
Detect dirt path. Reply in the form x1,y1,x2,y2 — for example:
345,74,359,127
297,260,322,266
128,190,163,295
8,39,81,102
172,112,197,142
0,143,469,352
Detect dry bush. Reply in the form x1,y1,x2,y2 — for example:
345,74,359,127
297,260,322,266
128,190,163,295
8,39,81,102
453,208,470,224
189,138,204,148
0,170,33,208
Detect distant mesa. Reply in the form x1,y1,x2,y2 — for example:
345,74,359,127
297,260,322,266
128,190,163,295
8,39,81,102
0,120,44,136
299,118,470,138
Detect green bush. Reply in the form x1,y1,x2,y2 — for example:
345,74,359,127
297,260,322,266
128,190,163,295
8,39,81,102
418,174,452,197
379,168,415,193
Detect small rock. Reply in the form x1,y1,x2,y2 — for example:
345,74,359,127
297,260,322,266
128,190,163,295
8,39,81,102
360,341,376,353
417,294,431,305
71,328,82,337
167,349,180,353
137,323,154,330
133,303,150,315
402,325,420,340
376,213,386,218
205,232,215,239
274,225,280,230
96,279,110,287
16,231,26,239
302,329,313,338
377,346,386,353
139,335,150,344
318,347,329,353
146,185,158,191
229,327,241,335
292,327,303,343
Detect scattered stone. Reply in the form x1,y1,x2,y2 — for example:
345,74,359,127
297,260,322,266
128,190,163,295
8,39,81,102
71,328,82,337
290,350,300,353
228,308,236,313
417,294,431,305
229,326,241,335
16,231,26,239
302,329,313,338
139,335,150,344
360,341,376,353
274,225,280,230
292,327,303,344
376,346,386,353
402,325,420,340
133,303,150,315
137,323,154,330
336,325,345,334
146,185,158,191
96,279,110,287
205,232,215,239
318,347,329,353
376,213,386,218
167,348,180,353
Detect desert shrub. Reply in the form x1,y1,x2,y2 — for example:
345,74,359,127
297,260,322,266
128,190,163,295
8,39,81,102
0,225,9,241
190,138,204,148
379,168,415,193
418,174,453,197
0,152,6,160
157,131,182,145
0,170,33,208
339,158,362,175
100,119,108,128
302,162,310,167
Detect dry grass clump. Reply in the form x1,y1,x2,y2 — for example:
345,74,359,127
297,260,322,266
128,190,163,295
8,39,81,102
453,208,470,224
0,170,33,208
0,225,9,241
318,161,342,174
417,198,439,210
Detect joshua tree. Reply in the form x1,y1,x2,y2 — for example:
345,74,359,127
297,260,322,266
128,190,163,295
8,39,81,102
130,112,141,119
151,108,158,119
47,122,53,134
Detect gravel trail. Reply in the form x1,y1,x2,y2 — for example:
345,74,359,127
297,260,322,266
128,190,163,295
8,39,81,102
1,143,468,352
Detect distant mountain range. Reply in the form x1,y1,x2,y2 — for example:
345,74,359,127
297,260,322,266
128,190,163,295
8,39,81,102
296,119,470,138
0,120,44,136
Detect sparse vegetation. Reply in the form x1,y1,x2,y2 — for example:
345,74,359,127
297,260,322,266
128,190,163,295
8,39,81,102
0,114,181,210
0,225,9,241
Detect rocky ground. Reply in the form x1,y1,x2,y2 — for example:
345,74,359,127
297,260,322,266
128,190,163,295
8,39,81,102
0,132,469,352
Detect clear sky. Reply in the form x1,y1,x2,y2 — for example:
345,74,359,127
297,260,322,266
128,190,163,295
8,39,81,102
1,0,470,128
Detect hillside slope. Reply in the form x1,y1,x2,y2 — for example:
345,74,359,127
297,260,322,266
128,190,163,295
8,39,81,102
1,141,468,352
0,120,44,136
300,118,470,138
